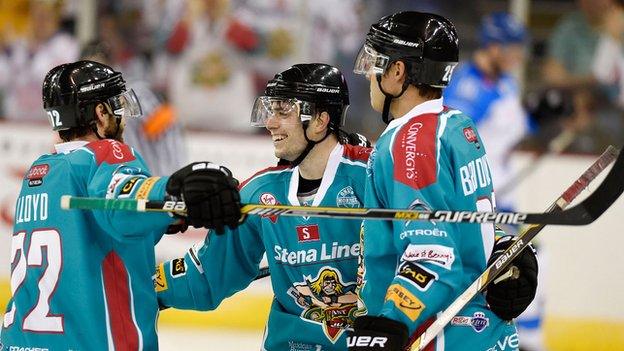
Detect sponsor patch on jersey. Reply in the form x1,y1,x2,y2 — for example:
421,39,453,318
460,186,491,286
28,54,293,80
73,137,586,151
135,177,160,200
154,263,168,292
336,186,361,208
399,228,448,240
486,333,519,351
296,224,320,242
402,244,455,270
118,177,140,198
287,341,322,351
385,284,425,321
259,192,279,223
397,261,437,291
451,311,490,333
393,116,438,189
463,126,481,149
170,258,187,278
26,164,49,187
88,139,136,165
274,241,360,266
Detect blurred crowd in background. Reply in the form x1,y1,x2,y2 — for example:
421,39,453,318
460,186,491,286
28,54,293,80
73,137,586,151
1,0,624,164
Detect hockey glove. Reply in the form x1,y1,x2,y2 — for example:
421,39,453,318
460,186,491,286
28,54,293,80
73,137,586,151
166,162,242,234
165,218,188,234
347,316,408,351
486,235,538,320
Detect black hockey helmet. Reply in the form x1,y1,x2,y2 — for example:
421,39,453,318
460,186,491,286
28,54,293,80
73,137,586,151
251,63,349,131
355,11,459,87
354,11,459,124
251,63,350,166
42,60,141,131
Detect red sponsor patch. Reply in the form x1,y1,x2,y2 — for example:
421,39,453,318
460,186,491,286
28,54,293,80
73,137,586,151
463,127,478,143
393,115,438,189
87,140,136,165
26,164,49,180
296,224,320,242
259,192,279,223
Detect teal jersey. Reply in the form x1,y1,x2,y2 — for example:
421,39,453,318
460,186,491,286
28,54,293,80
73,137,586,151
359,99,518,350
157,143,371,351
1,139,173,351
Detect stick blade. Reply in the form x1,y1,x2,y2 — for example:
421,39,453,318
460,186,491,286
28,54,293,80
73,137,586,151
536,148,623,225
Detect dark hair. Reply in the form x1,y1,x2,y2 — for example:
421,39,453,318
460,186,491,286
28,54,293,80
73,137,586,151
57,102,107,142
416,84,443,99
58,125,93,142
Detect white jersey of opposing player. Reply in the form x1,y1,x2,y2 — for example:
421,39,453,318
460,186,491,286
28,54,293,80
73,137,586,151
443,62,529,210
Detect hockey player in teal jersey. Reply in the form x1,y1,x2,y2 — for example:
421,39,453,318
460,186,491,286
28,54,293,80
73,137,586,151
156,63,373,350
0,60,241,350
347,12,537,351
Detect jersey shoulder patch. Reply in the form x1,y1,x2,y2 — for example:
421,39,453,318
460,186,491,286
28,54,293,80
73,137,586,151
392,114,439,189
86,139,136,165
342,144,372,164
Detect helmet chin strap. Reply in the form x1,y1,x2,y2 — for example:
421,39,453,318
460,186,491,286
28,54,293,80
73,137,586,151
376,73,410,125
289,122,331,167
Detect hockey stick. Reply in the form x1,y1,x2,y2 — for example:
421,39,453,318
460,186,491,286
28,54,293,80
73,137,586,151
255,266,270,280
408,145,619,351
60,146,624,226
496,129,576,197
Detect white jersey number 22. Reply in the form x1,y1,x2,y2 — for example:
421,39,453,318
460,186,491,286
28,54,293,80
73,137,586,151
3,229,64,333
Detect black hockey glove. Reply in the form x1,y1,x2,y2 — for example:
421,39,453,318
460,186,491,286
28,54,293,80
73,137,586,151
347,316,408,351
486,235,538,320
164,219,188,234
166,162,242,234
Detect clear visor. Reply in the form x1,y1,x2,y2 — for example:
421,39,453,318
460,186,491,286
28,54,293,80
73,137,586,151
106,89,142,119
353,44,390,76
250,96,314,127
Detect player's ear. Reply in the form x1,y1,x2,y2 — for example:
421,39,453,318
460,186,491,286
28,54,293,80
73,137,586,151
314,111,331,133
94,103,109,129
393,61,407,83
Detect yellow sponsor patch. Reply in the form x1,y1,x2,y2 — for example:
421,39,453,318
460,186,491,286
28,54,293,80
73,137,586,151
154,263,168,292
135,177,160,200
385,283,425,321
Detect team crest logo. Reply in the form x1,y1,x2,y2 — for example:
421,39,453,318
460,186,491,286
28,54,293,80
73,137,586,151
259,192,279,223
471,312,489,332
288,267,358,343
336,186,361,208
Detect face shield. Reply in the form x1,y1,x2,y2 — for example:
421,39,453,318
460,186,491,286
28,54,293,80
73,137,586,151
250,96,315,127
106,89,142,119
353,44,390,76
